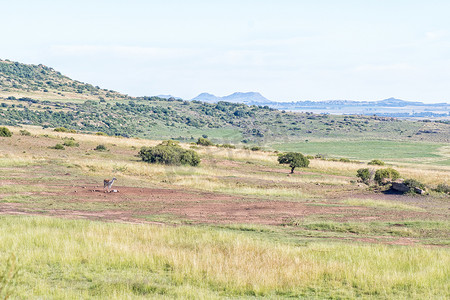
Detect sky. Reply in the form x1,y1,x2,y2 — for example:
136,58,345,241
1,0,450,103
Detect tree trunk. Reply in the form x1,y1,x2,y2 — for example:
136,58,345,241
290,166,295,174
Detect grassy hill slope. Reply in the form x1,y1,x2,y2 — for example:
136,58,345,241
0,59,449,157
0,59,126,100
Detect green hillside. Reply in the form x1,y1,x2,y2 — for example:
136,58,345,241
0,59,126,100
0,59,449,147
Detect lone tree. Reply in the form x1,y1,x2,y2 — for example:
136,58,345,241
278,152,309,173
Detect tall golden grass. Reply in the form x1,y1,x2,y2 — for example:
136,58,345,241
1,216,448,298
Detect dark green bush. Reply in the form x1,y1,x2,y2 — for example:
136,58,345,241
339,158,351,163
19,130,31,136
404,179,426,190
250,146,262,151
54,127,76,133
197,137,214,146
368,159,385,166
63,139,79,147
278,152,309,173
403,179,426,192
0,127,12,137
196,137,213,146
356,168,373,185
94,144,108,151
51,143,65,150
139,140,200,166
435,183,450,194
374,168,400,185
219,144,236,149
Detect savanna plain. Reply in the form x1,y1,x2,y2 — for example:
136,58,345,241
0,125,449,299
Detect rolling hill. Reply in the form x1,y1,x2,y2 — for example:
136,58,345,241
0,59,126,100
0,59,449,146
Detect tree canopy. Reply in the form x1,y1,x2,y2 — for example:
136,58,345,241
278,152,309,173
139,140,200,166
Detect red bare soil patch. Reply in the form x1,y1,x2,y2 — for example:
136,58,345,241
0,185,370,225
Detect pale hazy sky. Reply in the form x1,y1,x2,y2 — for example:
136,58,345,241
2,0,450,103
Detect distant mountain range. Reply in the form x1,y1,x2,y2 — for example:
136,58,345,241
188,93,449,118
191,92,270,104
157,94,183,100
0,58,447,119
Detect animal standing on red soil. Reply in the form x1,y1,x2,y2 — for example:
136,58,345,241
104,177,116,192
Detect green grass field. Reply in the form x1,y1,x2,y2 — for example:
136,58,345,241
272,140,449,165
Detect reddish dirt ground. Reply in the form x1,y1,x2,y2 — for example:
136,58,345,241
0,184,441,226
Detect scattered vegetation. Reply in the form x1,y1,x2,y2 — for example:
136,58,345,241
404,178,426,191
94,144,108,151
196,137,214,146
368,159,385,166
435,183,450,194
356,168,373,185
218,143,236,149
50,143,65,150
62,138,79,147
374,168,400,185
278,152,309,173
139,140,200,166
19,129,31,136
54,127,77,134
0,126,12,137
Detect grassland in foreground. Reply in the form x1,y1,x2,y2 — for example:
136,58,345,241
1,216,449,299
0,125,449,298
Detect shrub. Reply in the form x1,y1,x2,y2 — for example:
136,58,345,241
94,144,108,151
374,168,400,185
19,130,31,136
63,139,79,147
403,179,426,193
278,152,309,174
339,158,351,163
139,140,200,166
51,144,65,150
0,127,12,137
435,183,450,194
54,127,77,133
196,137,213,146
368,159,385,166
306,155,315,160
356,168,373,185
95,132,108,136
219,144,236,149
250,146,262,151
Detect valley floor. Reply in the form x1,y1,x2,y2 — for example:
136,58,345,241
0,126,449,298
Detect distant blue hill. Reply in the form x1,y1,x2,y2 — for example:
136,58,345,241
192,92,271,104
156,94,183,100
